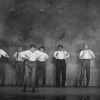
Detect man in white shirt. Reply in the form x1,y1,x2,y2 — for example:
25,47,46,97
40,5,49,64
54,44,69,87
20,44,42,92
13,47,24,87
35,46,49,87
79,43,95,87
0,48,9,86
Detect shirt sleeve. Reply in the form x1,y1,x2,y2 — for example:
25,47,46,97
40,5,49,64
19,50,29,58
35,50,42,58
13,52,17,58
64,51,69,58
79,51,84,59
54,51,58,58
90,50,95,58
45,53,49,59
0,49,9,57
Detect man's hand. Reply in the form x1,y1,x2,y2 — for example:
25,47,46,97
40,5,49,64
22,57,29,60
5,54,9,58
79,55,84,59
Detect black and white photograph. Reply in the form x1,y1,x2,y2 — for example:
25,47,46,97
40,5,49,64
0,0,100,100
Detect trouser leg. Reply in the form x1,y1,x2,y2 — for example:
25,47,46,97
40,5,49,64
79,60,86,86
86,60,90,86
15,62,20,86
56,60,61,87
42,62,46,86
35,66,40,87
23,61,37,92
19,62,24,86
23,63,30,91
36,61,46,87
0,63,5,86
61,60,66,87
31,66,36,89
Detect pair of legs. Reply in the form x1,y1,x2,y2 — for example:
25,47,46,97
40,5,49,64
36,61,46,87
23,60,37,92
15,61,24,87
79,59,90,87
56,59,66,87
0,62,5,86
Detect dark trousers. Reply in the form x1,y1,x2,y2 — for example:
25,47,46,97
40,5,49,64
15,61,24,86
36,61,46,87
79,59,90,86
56,59,66,87
23,60,37,90
0,62,5,86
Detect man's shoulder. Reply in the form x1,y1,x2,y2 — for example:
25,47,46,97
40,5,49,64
63,50,67,53
14,52,17,55
35,50,43,54
54,51,58,53
20,50,29,53
0,49,4,51
35,50,40,52
80,49,85,52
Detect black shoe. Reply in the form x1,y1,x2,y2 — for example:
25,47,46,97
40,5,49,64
79,83,82,87
56,85,60,88
35,85,39,88
19,84,23,88
86,84,89,87
22,86,26,92
42,85,46,88
15,84,18,87
32,88,36,92
18,84,21,87
62,85,66,88
22,88,26,92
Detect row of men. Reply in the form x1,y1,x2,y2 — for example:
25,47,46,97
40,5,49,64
0,43,95,92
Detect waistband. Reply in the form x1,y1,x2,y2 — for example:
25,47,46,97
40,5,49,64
26,60,37,63
16,61,24,62
56,59,65,61
82,59,90,60
38,61,46,62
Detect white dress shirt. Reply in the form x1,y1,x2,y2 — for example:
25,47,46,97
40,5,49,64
0,49,9,58
13,52,24,62
37,51,49,62
20,50,42,61
79,49,95,59
54,50,69,60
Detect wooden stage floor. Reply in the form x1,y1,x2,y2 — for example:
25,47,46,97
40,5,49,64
0,87,100,100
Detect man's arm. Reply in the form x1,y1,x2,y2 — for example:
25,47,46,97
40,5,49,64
13,52,18,60
54,51,58,59
65,51,69,58
79,51,84,59
0,49,9,58
45,53,49,60
19,50,29,60
90,50,95,59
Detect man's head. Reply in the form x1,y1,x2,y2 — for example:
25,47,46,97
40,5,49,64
58,44,63,51
39,46,45,52
18,47,22,52
84,43,89,49
29,44,36,52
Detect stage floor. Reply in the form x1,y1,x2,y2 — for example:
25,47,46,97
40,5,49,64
0,87,100,100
